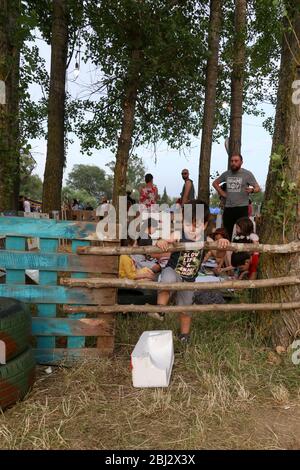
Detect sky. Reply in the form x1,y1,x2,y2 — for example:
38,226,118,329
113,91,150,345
29,37,275,198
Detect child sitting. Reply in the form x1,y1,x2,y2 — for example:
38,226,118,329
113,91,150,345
119,238,156,281
233,217,259,244
202,228,229,271
231,251,259,280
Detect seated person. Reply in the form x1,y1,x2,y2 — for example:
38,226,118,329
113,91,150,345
134,218,170,275
231,251,259,280
202,228,229,271
151,200,229,338
119,238,156,281
233,216,259,244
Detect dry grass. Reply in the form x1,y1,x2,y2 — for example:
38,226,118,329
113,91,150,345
1,311,300,450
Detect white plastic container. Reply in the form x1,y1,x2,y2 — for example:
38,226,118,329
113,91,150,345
131,330,174,388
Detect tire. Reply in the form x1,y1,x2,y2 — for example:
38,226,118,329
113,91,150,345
0,347,36,411
0,298,31,362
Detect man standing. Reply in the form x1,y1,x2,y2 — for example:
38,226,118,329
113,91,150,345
212,154,260,240
180,169,195,206
23,197,31,213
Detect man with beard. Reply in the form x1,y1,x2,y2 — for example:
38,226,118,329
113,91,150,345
212,154,260,240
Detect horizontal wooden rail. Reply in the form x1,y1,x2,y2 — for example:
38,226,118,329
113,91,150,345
77,240,300,255
0,249,118,273
61,276,300,291
64,301,300,315
0,284,115,304
32,317,115,336
0,216,99,240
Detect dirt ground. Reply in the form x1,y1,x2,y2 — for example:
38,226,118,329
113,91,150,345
1,311,300,450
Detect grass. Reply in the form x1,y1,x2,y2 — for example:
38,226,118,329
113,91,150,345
1,310,300,449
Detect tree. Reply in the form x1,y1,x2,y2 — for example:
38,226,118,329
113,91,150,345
106,153,146,194
42,0,69,213
228,0,247,165
66,164,113,201
0,0,21,211
20,174,43,201
62,186,97,209
159,187,170,205
79,1,208,206
198,0,222,204
255,0,300,347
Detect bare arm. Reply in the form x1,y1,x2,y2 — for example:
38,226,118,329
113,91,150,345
246,183,261,194
212,177,227,199
181,180,192,205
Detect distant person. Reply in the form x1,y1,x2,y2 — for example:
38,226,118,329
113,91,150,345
139,174,158,210
126,186,136,210
96,197,109,219
23,197,31,213
180,169,195,206
212,154,260,240
72,199,79,210
18,195,24,211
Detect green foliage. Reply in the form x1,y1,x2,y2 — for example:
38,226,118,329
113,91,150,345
20,174,43,200
65,164,113,201
61,186,97,208
106,154,146,193
263,147,298,241
158,186,171,205
75,0,208,153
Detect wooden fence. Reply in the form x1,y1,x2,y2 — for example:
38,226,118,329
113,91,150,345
0,215,299,365
0,216,118,365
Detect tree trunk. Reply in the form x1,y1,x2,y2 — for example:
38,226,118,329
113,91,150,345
228,0,247,167
42,0,68,213
112,49,141,209
0,0,20,212
198,0,222,204
255,0,300,347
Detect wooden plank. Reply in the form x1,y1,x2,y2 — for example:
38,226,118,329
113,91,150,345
37,239,58,351
0,217,100,240
61,275,300,291
32,317,115,336
96,240,118,354
68,240,90,349
5,237,26,284
77,240,300,255
0,285,116,304
65,301,300,314
0,250,118,273
34,348,109,365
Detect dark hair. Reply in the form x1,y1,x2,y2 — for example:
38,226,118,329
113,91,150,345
145,173,153,184
211,227,229,240
236,217,253,236
140,217,158,233
231,154,243,161
231,252,251,268
183,199,210,224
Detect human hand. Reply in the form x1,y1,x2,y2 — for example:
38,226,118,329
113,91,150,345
156,239,170,252
245,186,254,194
216,238,230,250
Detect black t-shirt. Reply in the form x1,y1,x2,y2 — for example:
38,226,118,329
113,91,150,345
167,235,204,282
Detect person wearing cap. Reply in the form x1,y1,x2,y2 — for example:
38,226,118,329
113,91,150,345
180,169,195,206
